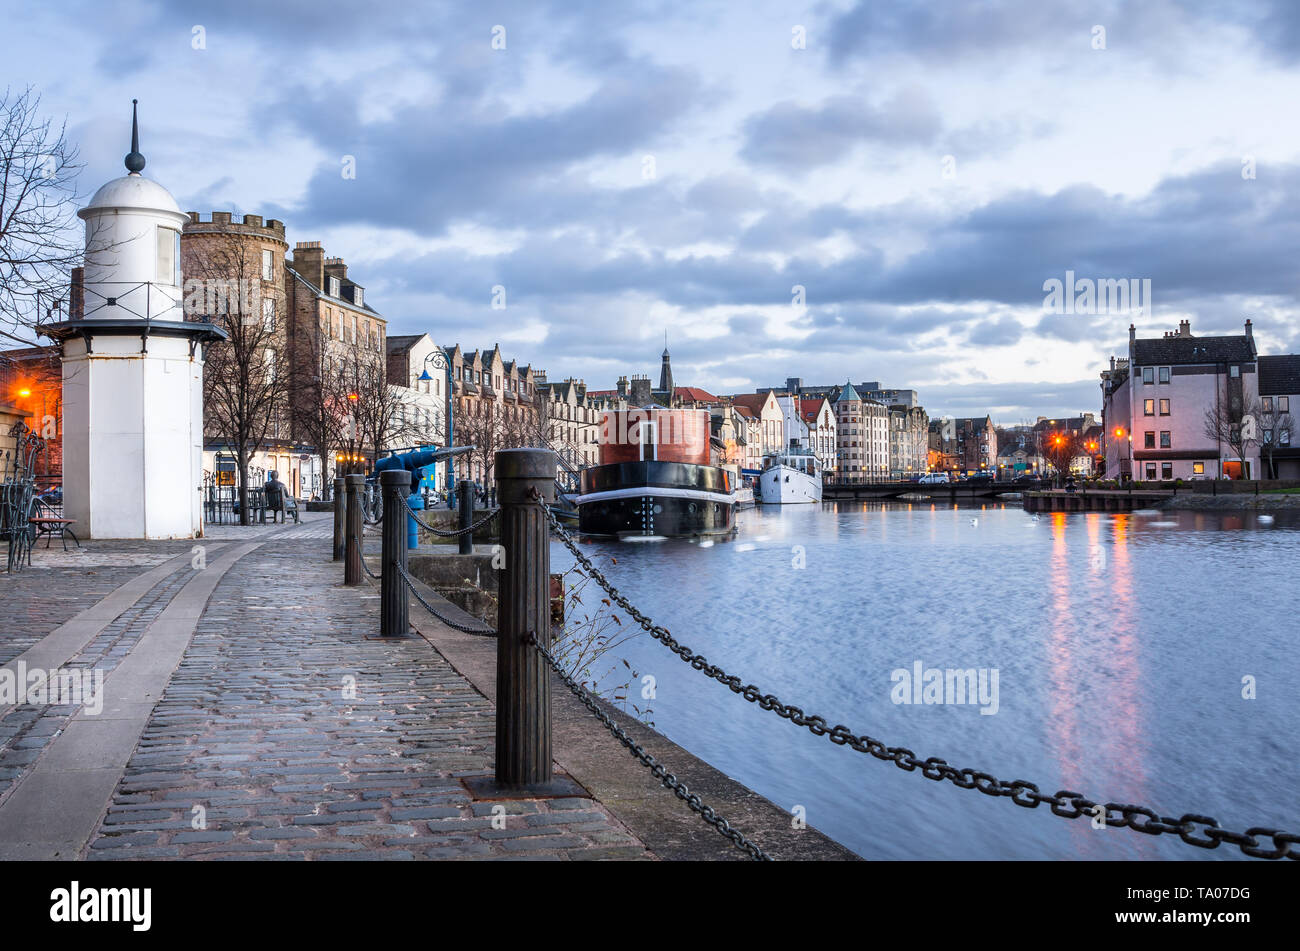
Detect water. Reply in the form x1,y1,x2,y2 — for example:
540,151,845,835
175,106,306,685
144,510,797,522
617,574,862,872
551,501,1300,860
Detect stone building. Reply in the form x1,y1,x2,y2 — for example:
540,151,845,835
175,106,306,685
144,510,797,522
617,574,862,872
833,382,889,481
535,374,601,473
386,333,450,490
444,343,542,485
888,405,929,478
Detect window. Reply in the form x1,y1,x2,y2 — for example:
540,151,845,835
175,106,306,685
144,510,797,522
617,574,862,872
1161,462,1173,480
1159,366,1170,384
156,226,180,284
1145,463,1157,479
261,249,273,282
1144,431,1156,448
1142,367,1154,384
1263,397,1273,412
329,277,341,298
1193,462,1205,475
1283,429,1292,447
354,287,363,308
1263,429,1273,444
1160,431,1171,448
351,317,357,344
262,298,275,331
1230,365,1240,378
263,348,276,382
1159,399,1170,416
1281,397,1290,412
1144,399,1155,416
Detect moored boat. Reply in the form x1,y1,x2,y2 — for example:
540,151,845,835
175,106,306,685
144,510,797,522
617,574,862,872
577,406,736,537
759,449,823,504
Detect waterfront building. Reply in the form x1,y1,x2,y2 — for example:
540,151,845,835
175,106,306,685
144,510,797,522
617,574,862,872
731,390,785,457
833,382,889,482
1256,354,1300,478
0,345,63,479
888,405,929,478
444,343,542,485
1100,320,1260,480
930,415,997,475
536,373,601,472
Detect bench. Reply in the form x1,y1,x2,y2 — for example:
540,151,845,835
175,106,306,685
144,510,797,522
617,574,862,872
29,501,79,552
259,494,300,524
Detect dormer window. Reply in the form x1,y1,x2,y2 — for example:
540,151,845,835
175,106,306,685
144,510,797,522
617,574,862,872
329,276,341,297
354,287,363,307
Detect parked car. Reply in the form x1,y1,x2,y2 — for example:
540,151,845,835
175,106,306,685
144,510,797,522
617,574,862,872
917,472,950,484
961,473,995,484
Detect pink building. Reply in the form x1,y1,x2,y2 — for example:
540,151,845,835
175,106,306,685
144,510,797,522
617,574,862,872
1101,320,1259,480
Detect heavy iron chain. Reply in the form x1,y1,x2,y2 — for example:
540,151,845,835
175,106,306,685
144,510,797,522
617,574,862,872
401,495,500,538
396,561,497,635
529,632,771,861
361,492,384,526
532,487,1300,861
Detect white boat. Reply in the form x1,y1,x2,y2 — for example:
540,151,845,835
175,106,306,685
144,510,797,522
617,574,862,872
732,485,755,507
759,450,823,504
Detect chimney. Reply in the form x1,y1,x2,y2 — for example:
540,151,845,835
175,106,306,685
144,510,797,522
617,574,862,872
323,256,348,284
1179,319,1191,337
1129,323,1136,359
1244,318,1253,341
293,241,324,288
616,375,628,398
629,374,652,406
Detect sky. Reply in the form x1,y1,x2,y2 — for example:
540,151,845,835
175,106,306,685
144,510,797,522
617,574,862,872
6,0,1300,423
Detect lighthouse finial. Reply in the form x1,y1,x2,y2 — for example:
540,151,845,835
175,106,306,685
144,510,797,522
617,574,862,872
124,99,146,174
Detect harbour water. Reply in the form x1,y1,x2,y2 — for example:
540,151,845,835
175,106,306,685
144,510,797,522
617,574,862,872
552,501,1300,860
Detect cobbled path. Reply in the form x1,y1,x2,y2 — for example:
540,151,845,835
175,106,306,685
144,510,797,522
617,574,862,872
80,531,652,860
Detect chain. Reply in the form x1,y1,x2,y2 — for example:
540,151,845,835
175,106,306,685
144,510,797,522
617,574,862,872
532,487,1299,861
396,561,496,635
401,495,499,537
529,632,770,861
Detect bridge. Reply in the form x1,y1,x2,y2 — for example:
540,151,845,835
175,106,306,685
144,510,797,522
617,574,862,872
822,479,1043,501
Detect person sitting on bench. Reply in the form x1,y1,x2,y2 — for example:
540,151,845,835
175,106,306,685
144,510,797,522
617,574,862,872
264,471,288,523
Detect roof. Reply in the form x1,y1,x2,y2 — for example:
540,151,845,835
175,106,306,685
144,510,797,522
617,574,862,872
731,392,773,415
834,382,861,402
674,386,718,403
81,173,183,218
285,263,384,317
734,406,757,419
1258,354,1300,395
385,334,422,354
1132,334,1254,366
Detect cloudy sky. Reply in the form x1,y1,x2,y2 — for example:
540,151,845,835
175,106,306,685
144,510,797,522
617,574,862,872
8,0,1300,421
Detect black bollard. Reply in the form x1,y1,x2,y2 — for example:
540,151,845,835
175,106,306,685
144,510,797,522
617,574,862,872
332,476,346,561
458,484,475,556
379,469,409,637
493,448,557,787
344,473,364,586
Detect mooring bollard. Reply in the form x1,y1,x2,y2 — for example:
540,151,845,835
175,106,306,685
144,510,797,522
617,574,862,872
344,473,364,586
332,476,346,561
494,448,557,787
379,469,409,637
458,484,475,556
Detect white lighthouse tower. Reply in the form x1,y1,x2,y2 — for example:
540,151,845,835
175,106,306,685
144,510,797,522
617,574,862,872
41,102,225,538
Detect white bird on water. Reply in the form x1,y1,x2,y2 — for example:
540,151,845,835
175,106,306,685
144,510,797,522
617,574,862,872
970,517,979,527
1259,515,1275,526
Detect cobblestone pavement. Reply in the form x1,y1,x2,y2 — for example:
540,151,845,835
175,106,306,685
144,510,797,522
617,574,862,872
72,528,652,861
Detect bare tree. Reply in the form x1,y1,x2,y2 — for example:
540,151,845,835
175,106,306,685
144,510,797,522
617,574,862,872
1042,429,1081,484
1203,397,1256,480
0,87,84,335
336,338,424,467
183,230,290,523
289,324,348,494
1252,397,1294,480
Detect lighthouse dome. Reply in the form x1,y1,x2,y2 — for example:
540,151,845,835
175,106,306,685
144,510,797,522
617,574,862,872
79,173,183,219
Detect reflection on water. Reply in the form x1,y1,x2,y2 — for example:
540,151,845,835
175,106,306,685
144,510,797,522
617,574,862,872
552,502,1300,859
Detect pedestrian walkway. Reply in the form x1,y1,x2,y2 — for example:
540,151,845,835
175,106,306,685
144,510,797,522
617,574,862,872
0,516,651,860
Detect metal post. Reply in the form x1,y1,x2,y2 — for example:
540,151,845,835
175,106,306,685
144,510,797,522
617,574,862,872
332,476,346,561
458,484,475,556
379,469,409,637
344,473,364,586
494,448,556,787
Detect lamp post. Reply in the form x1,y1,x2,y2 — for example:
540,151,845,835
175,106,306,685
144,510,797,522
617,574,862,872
421,348,454,500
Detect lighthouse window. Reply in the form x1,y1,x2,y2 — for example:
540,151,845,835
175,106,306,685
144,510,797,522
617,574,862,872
156,226,180,285
262,249,273,281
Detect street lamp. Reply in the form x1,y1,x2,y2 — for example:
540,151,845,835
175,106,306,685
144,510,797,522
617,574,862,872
423,348,455,499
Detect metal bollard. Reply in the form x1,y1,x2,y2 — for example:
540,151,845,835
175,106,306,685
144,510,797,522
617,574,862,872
332,476,346,561
379,469,409,637
344,473,365,586
493,448,557,787
458,485,475,556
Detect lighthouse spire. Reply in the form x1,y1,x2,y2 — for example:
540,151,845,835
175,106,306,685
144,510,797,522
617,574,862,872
124,99,145,174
